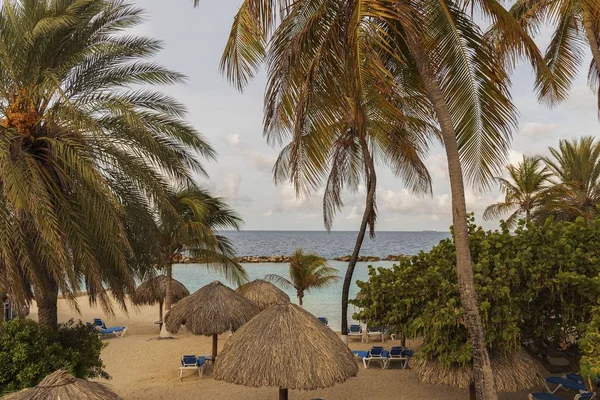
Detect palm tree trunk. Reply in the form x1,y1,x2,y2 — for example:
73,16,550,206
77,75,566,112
583,10,600,81
165,264,173,311
35,274,58,329
406,36,497,399
341,136,376,343
298,292,303,307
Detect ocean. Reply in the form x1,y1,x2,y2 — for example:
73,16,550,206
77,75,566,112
173,230,450,330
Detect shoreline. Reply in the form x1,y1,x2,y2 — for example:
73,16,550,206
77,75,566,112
178,254,408,264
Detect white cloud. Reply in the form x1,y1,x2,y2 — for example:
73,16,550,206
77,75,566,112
226,133,276,174
519,122,559,138
218,173,252,205
227,133,240,146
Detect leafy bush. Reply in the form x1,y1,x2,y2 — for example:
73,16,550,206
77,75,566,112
0,319,107,394
353,216,600,368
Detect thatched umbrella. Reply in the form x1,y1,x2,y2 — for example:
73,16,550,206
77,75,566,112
236,279,290,310
214,302,358,400
133,275,189,321
3,369,122,400
164,280,259,359
411,348,542,394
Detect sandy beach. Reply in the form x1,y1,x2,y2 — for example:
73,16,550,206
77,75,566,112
26,298,542,400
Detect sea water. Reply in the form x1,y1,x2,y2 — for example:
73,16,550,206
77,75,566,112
172,231,450,330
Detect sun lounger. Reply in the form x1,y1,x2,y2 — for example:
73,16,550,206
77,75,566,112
366,325,383,343
529,392,595,400
544,376,589,393
179,355,207,379
362,346,389,369
89,319,127,338
385,346,409,369
348,324,363,342
318,317,328,325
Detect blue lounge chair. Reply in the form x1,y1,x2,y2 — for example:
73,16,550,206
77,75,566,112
90,318,127,338
366,325,383,343
543,376,588,394
385,346,409,369
362,346,389,369
529,392,595,400
317,317,328,325
348,324,363,342
179,355,207,379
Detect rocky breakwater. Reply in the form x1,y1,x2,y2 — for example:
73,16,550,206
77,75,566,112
233,255,291,263
333,254,407,262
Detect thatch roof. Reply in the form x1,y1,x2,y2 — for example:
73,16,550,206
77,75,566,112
3,369,122,400
411,348,542,392
214,302,358,390
132,275,189,306
236,279,290,310
164,281,259,335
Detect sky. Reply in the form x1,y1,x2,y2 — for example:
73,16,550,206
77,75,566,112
131,0,599,231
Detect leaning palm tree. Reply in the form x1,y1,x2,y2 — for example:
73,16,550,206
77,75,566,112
266,249,339,307
539,137,600,224
483,156,552,227
0,0,214,328
157,187,247,313
212,1,551,398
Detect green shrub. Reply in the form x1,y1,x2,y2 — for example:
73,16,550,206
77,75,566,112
0,319,108,394
353,215,600,368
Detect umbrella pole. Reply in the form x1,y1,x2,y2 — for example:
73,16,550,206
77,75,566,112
279,388,288,400
212,333,218,360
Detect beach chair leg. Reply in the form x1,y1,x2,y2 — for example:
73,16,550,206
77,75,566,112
363,358,368,369
179,369,183,380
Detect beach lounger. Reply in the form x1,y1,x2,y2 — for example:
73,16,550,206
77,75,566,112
543,376,589,394
529,392,595,400
89,319,127,338
366,325,383,343
362,346,389,369
385,346,409,369
179,355,207,379
318,317,328,325
348,324,363,342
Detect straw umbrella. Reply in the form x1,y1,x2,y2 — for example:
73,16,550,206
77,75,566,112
214,302,358,400
411,348,542,396
164,281,259,359
133,275,190,321
236,279,290,310
3,369,122,400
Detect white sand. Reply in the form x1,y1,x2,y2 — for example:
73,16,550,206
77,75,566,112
26,297,535,400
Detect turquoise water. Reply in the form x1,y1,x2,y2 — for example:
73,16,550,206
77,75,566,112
172,261,397,331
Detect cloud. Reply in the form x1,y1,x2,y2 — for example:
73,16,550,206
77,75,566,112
519,122,559,138
226,133,277,174
563,86,597,112
218,173,252,205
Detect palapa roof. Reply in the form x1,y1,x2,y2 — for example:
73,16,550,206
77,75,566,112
164,280,259,335
214,302,358,390
411,348,542,392
3,369,122,400
236,279,290,310
132,275,189,306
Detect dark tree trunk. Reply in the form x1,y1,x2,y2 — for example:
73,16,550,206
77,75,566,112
279,388,288,400
406,36,497,399
341,136,377,342
35,275,58,329
164,264,173,311
212,333,218,360
298,292,303,307
583,11,600,87
158,299,164,322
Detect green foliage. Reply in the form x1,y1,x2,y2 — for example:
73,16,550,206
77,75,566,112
0,319,107,394
579,306,600,380
354,216,600,367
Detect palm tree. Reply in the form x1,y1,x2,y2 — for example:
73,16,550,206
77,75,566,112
483,156,552,227
266,249,339,306
0,0,214,328
158,187,247,313
540,137,600,224
508,0,600,108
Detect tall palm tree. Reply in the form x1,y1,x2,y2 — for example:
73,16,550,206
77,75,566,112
540,137,600,224
266,249,339,306
0,0,214,328
483,156,552,227
158,187,247,313
211,1,552,398
508,0,600,108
